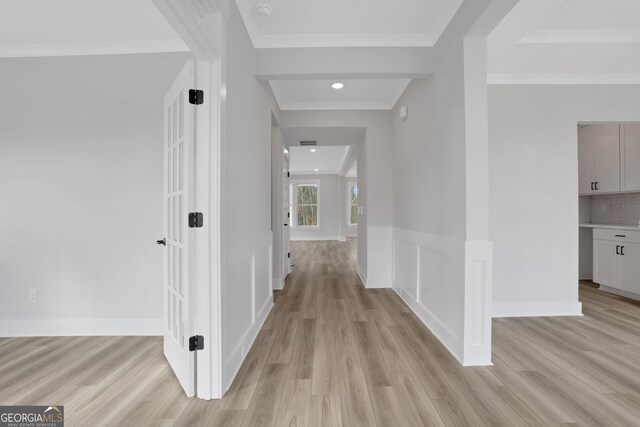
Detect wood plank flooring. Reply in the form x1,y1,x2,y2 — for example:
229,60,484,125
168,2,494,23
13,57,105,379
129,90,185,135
2,239,640,426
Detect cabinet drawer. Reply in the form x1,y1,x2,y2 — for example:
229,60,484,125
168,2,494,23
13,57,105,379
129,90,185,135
593,228,640,244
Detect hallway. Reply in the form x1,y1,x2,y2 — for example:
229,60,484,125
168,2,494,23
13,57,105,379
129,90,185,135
2,240,640,425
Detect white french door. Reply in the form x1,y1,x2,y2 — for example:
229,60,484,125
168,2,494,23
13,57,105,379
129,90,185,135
162,61,196,397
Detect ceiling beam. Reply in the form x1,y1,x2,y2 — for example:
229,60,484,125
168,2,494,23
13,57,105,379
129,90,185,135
151,0,218,59
255,47,434,80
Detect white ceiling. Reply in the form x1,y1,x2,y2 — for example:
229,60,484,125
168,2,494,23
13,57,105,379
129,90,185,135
289,146,350,175
270,79,411,110
235,0,463,48
488,0,640,84
0,0,187,57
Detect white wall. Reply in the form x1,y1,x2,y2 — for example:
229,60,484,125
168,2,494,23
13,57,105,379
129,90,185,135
290,174,340,241
0,53,189,336
389,0,498,366
280,111,392,288
220,0,281,393
489,85,640,317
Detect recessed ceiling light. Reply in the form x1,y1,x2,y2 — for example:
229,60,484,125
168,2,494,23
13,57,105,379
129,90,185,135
256,4,272,16
331,82,344,90
310,148,317,152
314,168,319,172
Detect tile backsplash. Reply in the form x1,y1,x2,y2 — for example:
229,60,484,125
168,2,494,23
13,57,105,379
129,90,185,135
589,193,640,226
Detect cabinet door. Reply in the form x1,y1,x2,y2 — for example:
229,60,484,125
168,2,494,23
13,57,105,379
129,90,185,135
593,239,618,288
619,242,640,294
578,125,595,195
594,124,620,193
621,124,640,192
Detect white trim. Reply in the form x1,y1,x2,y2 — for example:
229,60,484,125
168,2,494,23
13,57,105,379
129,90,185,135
427,0,464,46
492,301,583,318
0,39,189,58
151,0,219,59
290,236,340,241
272,274,286,290
393,286,461,361
223,296,273,393
520,29,640,45
252,33,435,49
367,227,393,289
488,73,640,85
356,263,367,287
278,102,395,111
0,319,162,337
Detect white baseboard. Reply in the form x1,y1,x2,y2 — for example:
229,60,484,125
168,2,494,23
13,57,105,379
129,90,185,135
223,296,273,393
272,275,285,290
0,318,163,337
290,236,340,241
393,286,463,364
356,263,367,287
492,301,583,318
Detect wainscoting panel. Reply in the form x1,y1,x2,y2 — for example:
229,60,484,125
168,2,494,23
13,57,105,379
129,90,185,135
222,231,274,392
463,241,493,366
392,227,466,362
367,227,392,288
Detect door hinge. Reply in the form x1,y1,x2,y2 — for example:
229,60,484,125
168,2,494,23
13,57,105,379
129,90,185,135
188,212,204,228
288,252,291,259
287,212,290,218
287,172,290,178
189,89,204,105
189,335,204,351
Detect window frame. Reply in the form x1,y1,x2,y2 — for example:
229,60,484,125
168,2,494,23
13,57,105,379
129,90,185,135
293,180,320,228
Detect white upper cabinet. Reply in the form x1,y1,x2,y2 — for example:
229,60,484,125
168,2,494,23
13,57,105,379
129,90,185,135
621,124,640,192
578,124,620,195
578,126,596,195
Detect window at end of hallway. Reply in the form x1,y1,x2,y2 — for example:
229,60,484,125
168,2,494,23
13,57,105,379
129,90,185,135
349,183,358,225
297,184,318,227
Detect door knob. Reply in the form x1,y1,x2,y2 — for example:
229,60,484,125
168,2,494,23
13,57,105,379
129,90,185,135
156,238,166,246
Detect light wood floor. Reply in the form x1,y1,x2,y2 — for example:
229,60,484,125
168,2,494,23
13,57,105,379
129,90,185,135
2,239,640,426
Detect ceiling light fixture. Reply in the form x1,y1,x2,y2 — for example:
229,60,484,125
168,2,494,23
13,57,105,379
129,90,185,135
310,148,317,152
256,4,272,16
314,168,319,172
331,82,344,90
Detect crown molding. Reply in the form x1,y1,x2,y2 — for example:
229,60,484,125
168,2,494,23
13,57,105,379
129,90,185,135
488,73,640,85
520,29,640,45
0,39,188,58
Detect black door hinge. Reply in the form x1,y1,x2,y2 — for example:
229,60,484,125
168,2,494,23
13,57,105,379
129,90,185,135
188,212,203,228
189,89,204,105
189,335,204,351
287,212,290,218
287,172,290,178
288,252,291,259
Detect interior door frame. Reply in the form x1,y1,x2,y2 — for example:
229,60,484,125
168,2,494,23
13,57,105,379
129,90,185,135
153,0,227,400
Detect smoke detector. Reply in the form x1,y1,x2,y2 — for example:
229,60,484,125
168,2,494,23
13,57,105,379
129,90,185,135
256,4,272,16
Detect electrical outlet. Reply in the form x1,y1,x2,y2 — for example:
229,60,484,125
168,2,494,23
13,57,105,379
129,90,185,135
28,289,37,304
601,204,607,213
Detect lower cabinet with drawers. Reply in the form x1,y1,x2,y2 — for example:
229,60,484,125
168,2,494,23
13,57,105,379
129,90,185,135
593,228,640,299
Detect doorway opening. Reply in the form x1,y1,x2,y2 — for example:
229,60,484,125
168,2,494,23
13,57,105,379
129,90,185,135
272,126,366,290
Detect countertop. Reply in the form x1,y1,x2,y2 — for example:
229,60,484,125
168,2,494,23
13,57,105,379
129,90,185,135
579,223,640,231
